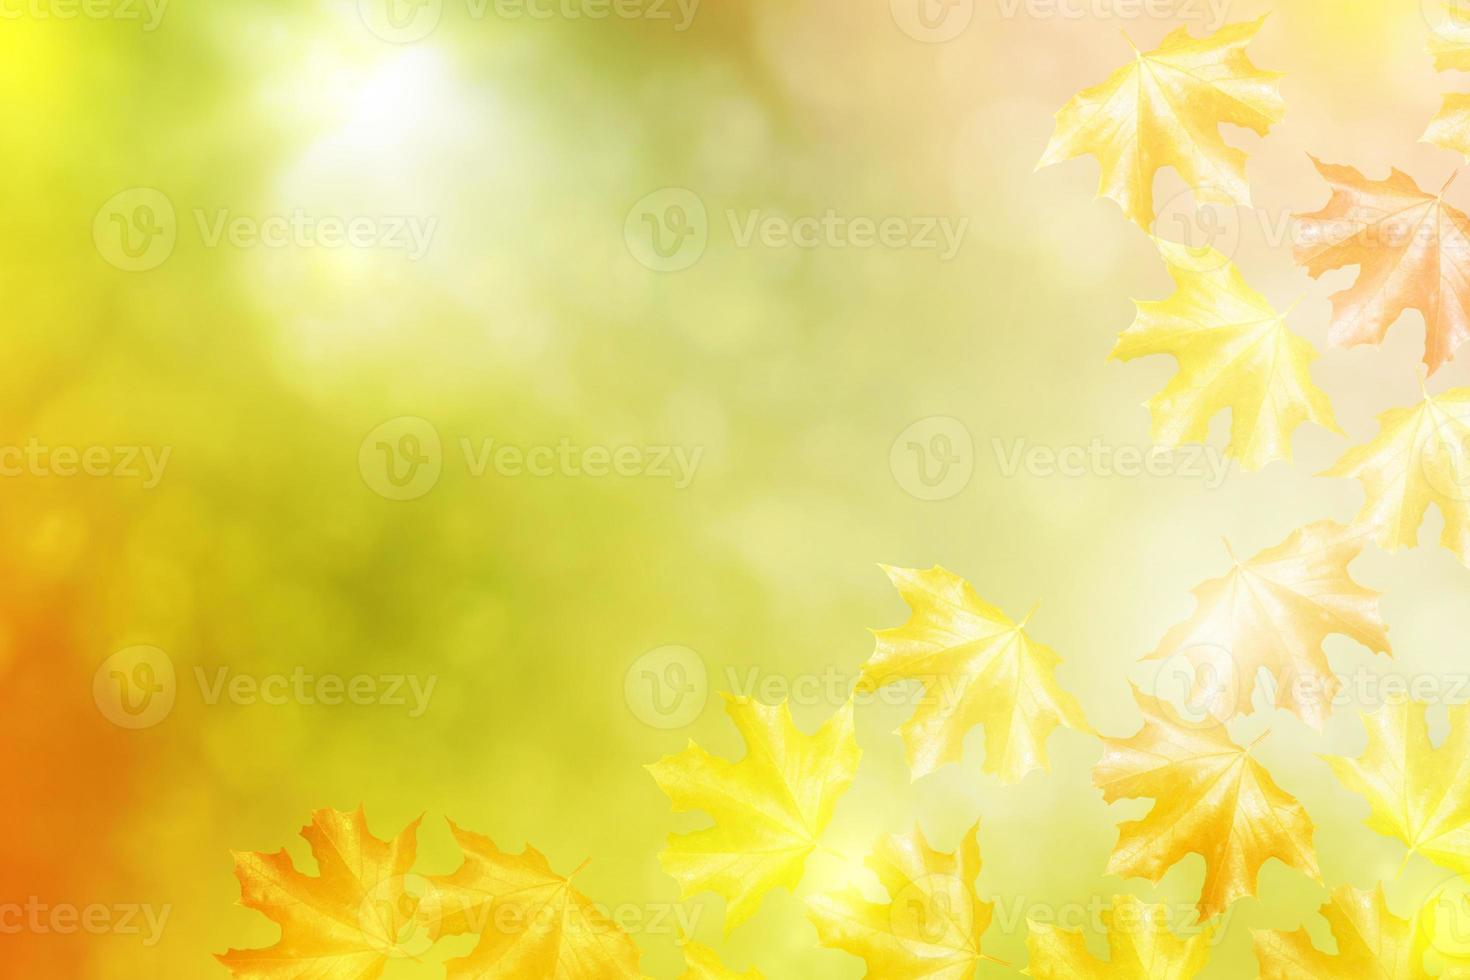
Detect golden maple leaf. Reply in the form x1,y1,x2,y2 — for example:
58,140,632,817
858,564,1092,784
1096,689,1319,920
1426,98,1470,161
1426,5,1470,157
647,694,861,932
1293,160,1470,375
421,821,641,979
1037,18,1284,230
1326,699,1470,875
1323,388,1470,565
218,806,429,979
1252,884,1429,979
1145,521,1391,730
806,823,997,979
679,939,763,979
1023,893,1212,979
1111,239,1339,469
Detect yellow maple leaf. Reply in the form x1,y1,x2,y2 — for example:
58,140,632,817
1323,388,1470,565
1293,160,1470,375
218,806,429,979
1426,97,1470,160
1327,699,1470,875
421,821,641,979
806,823,997,979
1096,689,1319,920
858,565,1092,784
679,940,763,979
1111,239,1339,470
1426,5,1470,157
1146,521,1390,730
1037,18,1284,229
1024,893,1212,979
1430,1,1470,71
647,695,861,932
1252,884,1428,979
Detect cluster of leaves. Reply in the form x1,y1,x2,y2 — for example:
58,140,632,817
217,13,1470,980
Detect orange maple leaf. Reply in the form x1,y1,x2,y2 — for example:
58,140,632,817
1293,158,1470,375
424,821,642,979
1095,689,1319,920
219,806,428,979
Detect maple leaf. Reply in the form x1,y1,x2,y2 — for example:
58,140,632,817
806,823,997,980
1323,388,1470,565
679,939,763,979
1252,884,1429,979
1293,159,1470,375
218,806,427,979
1111,239,1339,469
1430,2,1470,72
1426,6,1470,158
1096,689,1319,920
421,821,641,980
1145,521,1391,730
1037,18,1285,229
858,565,1092,784
647,695,861,933
1023,893,1212,979
1326,699,1470,875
